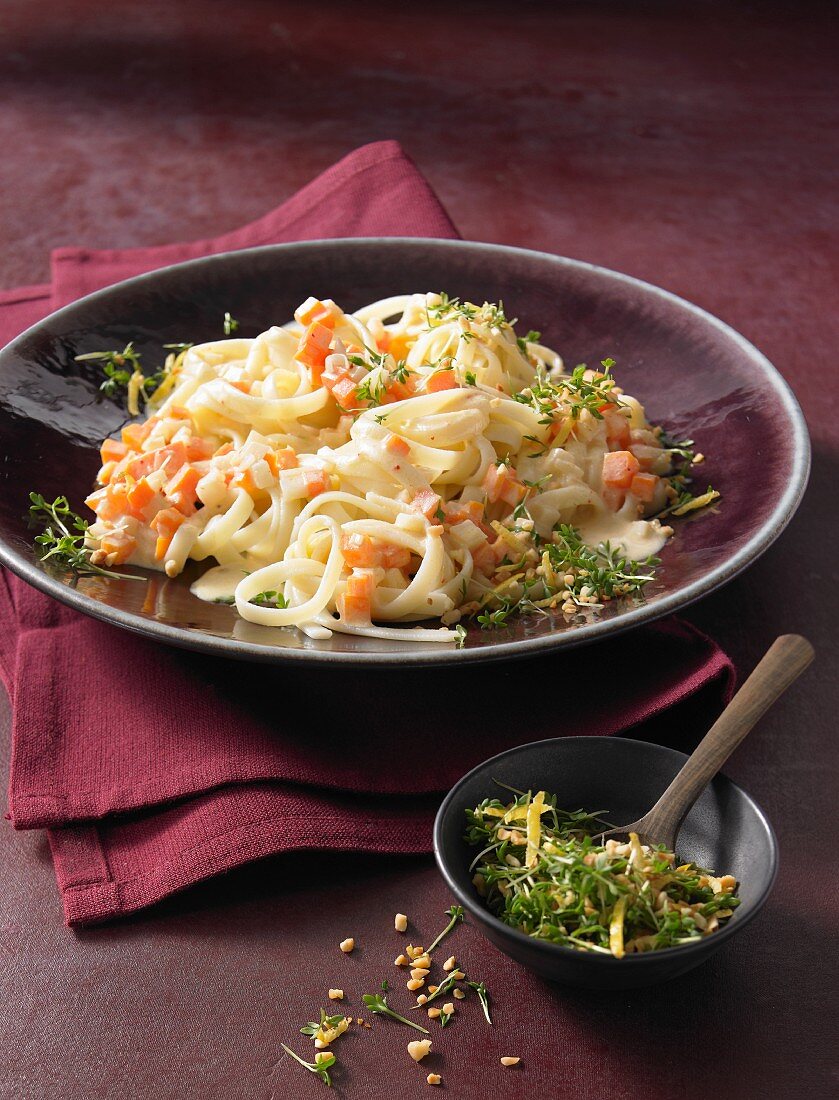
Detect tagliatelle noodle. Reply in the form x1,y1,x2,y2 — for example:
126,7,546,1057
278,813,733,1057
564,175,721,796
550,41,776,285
85,292,681,643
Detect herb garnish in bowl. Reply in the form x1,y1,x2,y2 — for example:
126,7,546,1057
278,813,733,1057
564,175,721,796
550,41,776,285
465,790,739,957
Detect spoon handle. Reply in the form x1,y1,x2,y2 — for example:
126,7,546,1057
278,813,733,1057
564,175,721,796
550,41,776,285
640,634,814,844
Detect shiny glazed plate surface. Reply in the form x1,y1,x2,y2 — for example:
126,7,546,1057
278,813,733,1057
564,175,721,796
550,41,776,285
0,239,810,665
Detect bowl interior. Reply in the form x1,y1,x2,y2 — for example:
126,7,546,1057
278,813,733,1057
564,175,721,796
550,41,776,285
0,238,809,664
435,736,777,950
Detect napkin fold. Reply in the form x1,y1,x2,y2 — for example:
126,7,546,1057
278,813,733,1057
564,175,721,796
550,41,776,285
0,141,735,925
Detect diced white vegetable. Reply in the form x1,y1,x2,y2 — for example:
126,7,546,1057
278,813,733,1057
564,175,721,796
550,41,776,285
449,519,486,550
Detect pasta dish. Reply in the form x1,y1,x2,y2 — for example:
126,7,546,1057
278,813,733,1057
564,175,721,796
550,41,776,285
83,293,716,644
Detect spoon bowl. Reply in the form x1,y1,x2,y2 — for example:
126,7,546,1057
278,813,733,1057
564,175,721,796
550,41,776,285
434,736,778,989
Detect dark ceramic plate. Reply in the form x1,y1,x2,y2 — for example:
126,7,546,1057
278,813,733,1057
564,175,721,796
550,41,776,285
0,239,809,665
434,737,778,989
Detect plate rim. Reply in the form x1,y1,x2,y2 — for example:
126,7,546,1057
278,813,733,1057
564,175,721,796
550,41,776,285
0,237,811,666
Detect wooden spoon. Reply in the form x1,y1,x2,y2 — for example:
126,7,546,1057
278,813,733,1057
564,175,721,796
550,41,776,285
600,634,814,850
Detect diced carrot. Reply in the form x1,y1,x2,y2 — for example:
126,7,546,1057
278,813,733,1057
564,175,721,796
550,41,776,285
483,463,526,506
304,468,330,498
295,297,336,329
385,433,411,457
86,483,133,522
84,487,108,515
272,446,299,472
375,331,391,352
384,381,411,403
214,442,234,457
630,472,659,502
165,465,202,514
381,544,411,569
98,532,136,565
97,461,117,485
125,452,156,480
294,321,334,372
151,507,186,560
500,479,527,507
426,369,457,393
322,360,350,390
126,476,156,514
120,420,153,449
602,450,641,489
230,467,263,499
100,438,129,464
126,442,188,481
338,592,372,625
168,405,192,420
410,488,442,520
331,377,358,410
186,436,213,461
340,533,383,568
443,499,485,526
228,380,251,394
345,571,374,600
602,406,631,448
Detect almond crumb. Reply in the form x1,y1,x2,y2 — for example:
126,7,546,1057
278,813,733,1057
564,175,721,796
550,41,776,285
339,938,355,953
408,1039,432,1062
395,954,409,966
395,913,409,932
427,1007,441,1019
407,978,425,991
328,989,344,1000
443,955,456,972
501,1056,521,1067
442,1002,454,1015
426,1073,442,1085
453,988,466,1000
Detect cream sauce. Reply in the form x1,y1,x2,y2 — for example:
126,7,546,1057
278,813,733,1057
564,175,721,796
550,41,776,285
577,511,669,561
190,565,248,604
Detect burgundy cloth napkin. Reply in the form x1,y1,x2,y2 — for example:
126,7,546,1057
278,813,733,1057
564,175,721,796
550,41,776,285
0,140,735,926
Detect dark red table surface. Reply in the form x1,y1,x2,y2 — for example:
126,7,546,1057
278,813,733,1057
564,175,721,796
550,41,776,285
1,3,837,1098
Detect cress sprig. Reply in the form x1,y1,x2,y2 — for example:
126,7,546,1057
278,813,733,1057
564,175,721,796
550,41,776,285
362,983,430,1034
465,792,740,956
280,1044,336,1087
28,493,141,581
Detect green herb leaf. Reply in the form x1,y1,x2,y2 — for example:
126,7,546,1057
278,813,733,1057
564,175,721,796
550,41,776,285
75,343,143,399
249,589,288,609
426,905,464,954
466,980,492,1025
464,795,739,957
281,1043,335,1087
28,493,142,582
223,312,240,335
361,992,429,1034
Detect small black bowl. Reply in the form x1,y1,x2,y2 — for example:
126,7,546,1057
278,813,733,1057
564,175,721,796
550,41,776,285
434,736,778,990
